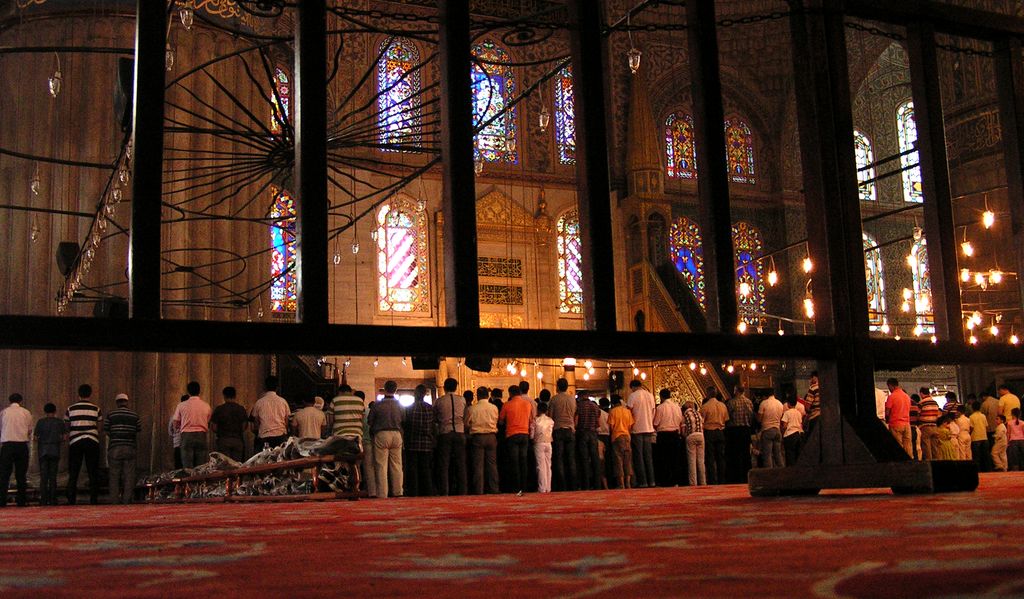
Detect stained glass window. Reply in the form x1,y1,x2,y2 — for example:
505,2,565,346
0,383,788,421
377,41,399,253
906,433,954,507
910,234,934,333
377,37,422,151
269,187,296,313
724,118,755,184
270,68,289,135
897,100,923,203
471,40,517,164
377,197,429,312
557,209,583,314
554,65,576,165
733,222,765,324
854,130,877,202
863,233,886,330
665,112,697,179
669,216,705,309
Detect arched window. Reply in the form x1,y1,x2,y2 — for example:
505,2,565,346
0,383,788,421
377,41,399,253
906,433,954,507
897,100,923,203
270,68,290,135
724,118,755,184
669,216,705,309
377,37,422,151
665,112,697,179
733,222,765,324
863,233,886,330
554,65,575,165
269,187,296,313
910,233,934,333
854,130,877,202
376,197,429,312
471,40,517,164
557,209,582,314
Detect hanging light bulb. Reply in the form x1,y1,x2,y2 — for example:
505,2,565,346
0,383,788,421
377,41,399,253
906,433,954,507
584,360,593,370
179,3,194,30
632,367,639,376
344,358,351,368
901,300,910,313
961,240,974,257
973,311,983,325
689,361,697,371
802,256,813,273
30,172,41,196
48,69,62,98
104,202,115,217
991,324,1000,336
803,296,815,319
588,367,595,375
373,357,379,368
640,371,647,381
726,364,735,373
749,361,757,370
333,251,341,266
967,319,976,331
777,326,784,336
165,43,175,71
894,332,901,341
627,46,642,74
739,281,751,297
520,368,527,378
538,106,551,132
930,335,938,344
974,272,986,287
402,357,408,366
969,334,978,345
961,268,971,283
913,324,924,337
118,167,130,185
737,321,748,333
583,372,590,381
905,253,916,268
351,241,360,254
983,210,995,229
30,221,40,243
112,188,123,203
767,270,778,286
902,288,913,301
699,365,708,376
1011,333,1020,345
989,270,1003,284
880,322,890,335
257,306,264,318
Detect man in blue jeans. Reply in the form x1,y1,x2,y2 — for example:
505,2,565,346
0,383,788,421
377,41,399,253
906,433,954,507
626,380,656,488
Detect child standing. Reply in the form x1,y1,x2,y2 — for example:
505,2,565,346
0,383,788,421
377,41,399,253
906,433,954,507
992,414,1008,471
533,402,554,493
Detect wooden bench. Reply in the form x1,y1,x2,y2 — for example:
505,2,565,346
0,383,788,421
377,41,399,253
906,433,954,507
138,453,364,503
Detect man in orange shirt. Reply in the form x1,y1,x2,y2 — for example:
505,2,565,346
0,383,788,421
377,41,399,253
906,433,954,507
607,396,635,489
499,385,535,494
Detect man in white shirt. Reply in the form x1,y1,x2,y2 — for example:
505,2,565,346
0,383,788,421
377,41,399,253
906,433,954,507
781,396,805,467
0,393,33,507
250,375,291,450
291,396,327,438
652,388,683,486
627,380,657,488
756,391,785,468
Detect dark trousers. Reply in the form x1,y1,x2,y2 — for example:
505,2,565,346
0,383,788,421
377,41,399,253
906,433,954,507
655,431,683,486
552,428,577,491
67,439,100,504
173,446,182,469
216,436,245,462
405,450,434,497
469,433,499,494
261,434,288,449
39,455,59,505
784,432,804,467
507,434,529,492
631,433,655,487
0,442,29,507
704,429,727,484
576,430,601,490
972,439,991,472
435,432,467,495
725,426,752,483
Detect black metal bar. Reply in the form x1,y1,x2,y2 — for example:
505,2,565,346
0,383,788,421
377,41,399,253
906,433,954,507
128,0,166,320
438,0,480,328
569,0,617,332
845,0,1024,40
0,315,840,360
993,38,1024,319
686,0,737,333
294,0,329,325
907,23,964,343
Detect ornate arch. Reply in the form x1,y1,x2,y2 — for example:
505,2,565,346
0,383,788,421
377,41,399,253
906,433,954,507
376,193,430,313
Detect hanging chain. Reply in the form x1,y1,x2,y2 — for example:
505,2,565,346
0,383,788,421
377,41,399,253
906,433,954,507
843,20,905,41
935,43,994,58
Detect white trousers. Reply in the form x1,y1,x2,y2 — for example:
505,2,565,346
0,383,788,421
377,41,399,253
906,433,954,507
534,442,552,493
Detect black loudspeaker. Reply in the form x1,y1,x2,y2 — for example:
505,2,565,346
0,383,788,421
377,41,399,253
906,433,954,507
56,242,80,276
410,355,440,370
609,370,624,391
465,356,493,373
115,57,134,133
94,298,129,319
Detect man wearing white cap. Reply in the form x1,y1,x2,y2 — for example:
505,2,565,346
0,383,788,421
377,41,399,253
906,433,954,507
104,393,141,504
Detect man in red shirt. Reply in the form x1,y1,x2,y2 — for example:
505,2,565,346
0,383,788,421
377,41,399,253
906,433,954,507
499,385,535,494
885,378,912,457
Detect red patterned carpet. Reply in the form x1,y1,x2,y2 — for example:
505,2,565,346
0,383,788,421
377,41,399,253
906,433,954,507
1,472,1022,597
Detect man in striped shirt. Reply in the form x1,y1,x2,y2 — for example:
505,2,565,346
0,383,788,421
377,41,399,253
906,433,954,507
104,393,141,504
918,388,942,460
65,384,102,505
